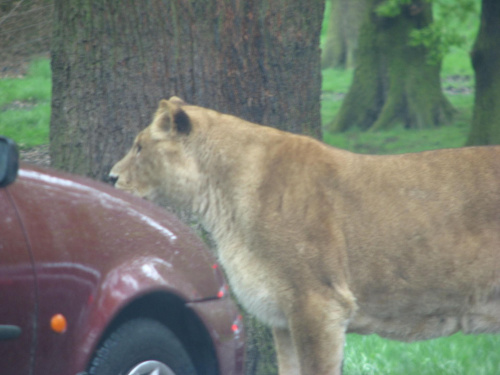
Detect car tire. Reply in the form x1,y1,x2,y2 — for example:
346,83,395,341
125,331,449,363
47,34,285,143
88,318,197,375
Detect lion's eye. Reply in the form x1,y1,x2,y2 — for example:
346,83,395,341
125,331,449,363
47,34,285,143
136,144,142,155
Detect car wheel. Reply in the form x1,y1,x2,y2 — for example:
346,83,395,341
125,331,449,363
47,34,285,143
88,318,197,375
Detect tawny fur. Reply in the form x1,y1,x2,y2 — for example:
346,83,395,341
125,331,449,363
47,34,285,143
110,97,500,375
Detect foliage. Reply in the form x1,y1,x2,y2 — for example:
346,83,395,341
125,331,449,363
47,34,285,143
375,0,414,17
409,23,464,64
376,0,480,64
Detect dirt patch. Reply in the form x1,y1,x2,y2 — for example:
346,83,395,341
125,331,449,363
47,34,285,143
20,144,50,167
1,100,39,111
442,75,474,95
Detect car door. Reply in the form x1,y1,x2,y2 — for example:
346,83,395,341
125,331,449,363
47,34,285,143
0,188,37,375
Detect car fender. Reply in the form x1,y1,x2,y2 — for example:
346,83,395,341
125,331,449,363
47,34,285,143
8,165,227,375
73,253,225,374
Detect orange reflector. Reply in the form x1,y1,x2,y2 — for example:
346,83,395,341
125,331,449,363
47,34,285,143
50,314,67,333
231,315,242,334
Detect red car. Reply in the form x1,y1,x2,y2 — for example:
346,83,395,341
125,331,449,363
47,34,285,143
0,137,244,375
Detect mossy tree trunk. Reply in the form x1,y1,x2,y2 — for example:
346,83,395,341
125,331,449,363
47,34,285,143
50,1,324,373
331,0,454,132
321,0,365,69
465,0,500,146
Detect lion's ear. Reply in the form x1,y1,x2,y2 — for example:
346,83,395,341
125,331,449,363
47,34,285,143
156,99,191,135
168,96,187,106
172,106,191,134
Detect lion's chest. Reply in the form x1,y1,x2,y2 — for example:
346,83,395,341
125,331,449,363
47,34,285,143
218,244,288,328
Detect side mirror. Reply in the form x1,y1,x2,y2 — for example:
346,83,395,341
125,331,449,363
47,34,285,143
0,137,19,188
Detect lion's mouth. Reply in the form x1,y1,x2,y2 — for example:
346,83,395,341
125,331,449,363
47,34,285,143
107,174,119,186
111,183,146,200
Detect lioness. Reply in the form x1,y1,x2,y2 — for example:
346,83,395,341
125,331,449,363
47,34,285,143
110,97,500,375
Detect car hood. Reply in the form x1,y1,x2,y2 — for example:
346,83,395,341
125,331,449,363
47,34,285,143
8,163,226,303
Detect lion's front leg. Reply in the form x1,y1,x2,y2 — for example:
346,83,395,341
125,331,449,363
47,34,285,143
273,327,300,375
287,291,352,375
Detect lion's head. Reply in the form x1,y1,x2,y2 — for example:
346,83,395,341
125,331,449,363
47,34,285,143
109,97,202,210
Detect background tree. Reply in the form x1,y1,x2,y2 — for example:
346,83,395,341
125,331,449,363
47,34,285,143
331,0,455,132
50,0,324,373
321,0,365,69
466,0,500,145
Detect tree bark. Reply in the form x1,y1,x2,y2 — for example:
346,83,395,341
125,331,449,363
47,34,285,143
50,1,324,373
465,0,500,146
321,0,365,69
331,0,454,132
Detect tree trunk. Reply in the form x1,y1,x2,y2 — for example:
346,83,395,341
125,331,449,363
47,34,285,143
321,0,365,69
331,0,454,132
51,0,323,181
465,0,500,146
50,1,324,373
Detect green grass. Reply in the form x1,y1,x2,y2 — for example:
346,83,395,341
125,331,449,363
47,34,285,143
322,68,354,93
0,58,51,148
323,90,473,154
344,333,500,375
0,103,50,148
442,49,475,78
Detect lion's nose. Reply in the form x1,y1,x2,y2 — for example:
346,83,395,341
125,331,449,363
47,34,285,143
108,174,118,186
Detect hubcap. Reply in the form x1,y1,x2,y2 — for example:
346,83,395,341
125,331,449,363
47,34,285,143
127,360,176,375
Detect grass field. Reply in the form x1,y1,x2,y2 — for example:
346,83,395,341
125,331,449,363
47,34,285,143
2,4,499,373
0,58,51,149
344,332,500,375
